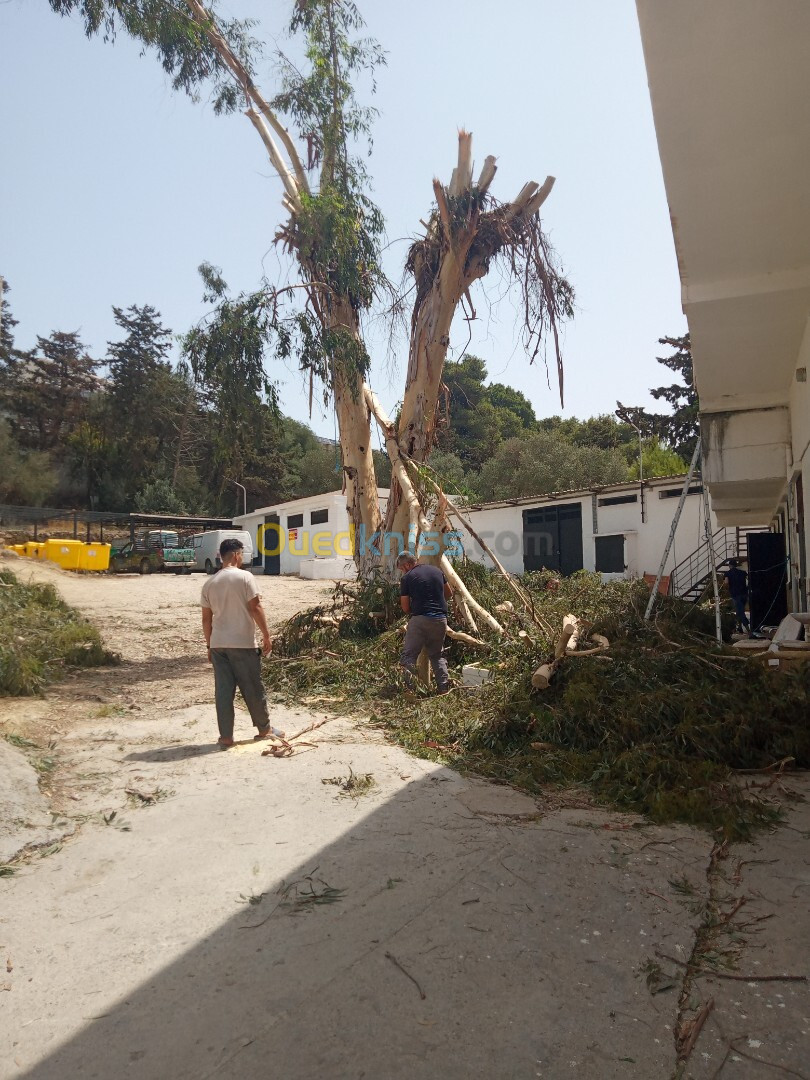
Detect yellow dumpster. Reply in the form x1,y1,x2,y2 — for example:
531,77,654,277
79,543,111,572
12,544,27,555
45,538,83,570
24,541,44,559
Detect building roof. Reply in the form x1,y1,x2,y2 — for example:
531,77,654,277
466,474,698,512
236,489,390,519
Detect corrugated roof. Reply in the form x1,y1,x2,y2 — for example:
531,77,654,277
466,474,697,512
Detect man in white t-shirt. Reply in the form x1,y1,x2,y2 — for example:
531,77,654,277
200,537,284,749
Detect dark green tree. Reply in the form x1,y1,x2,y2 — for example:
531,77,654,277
103,304,176,497
0,420,58,505
3,330,98,451
476,429,628,503
0,277,18,366
537,413,638,455
646,333,698,459
439,355,536,471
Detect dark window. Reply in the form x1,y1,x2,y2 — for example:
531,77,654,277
659,485,703,499
287,513,304,528
598,494,638,507
595,534,625,573
310,508,329,525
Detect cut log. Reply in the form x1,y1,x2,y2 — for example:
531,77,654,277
531,660,559,690
555,614,580,659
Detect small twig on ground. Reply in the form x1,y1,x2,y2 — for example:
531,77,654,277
722,1039,809,1080
384,951,426,1000
679,997,714,1061
700,971,807,984
655,949,807,982
733,756,795,775
717,896,746,926
643,888,670,903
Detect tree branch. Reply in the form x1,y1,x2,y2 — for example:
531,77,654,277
182,0,308,208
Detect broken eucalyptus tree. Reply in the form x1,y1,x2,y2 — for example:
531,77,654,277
49,0,573,634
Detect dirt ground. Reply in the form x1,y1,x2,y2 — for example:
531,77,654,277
0,556,331,774
1,554,808,1080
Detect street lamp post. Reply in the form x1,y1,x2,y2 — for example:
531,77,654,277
616,402,645,523
227,479,247,517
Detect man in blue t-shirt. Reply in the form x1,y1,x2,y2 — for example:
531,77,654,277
397,551,453,693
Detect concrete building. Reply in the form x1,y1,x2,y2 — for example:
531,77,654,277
234,491,388,579
234,475,741,600
636,0,810,612
456,474,722,589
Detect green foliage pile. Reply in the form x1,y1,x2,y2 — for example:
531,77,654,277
265,568,810,839
0,568,117,695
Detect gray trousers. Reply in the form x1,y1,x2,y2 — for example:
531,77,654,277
210,648,270,739
400,615,449,691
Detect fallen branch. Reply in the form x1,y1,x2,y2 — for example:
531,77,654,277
445,628,488,648
260,717,333,759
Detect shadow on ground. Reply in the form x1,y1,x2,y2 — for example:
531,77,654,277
1,722,720,1080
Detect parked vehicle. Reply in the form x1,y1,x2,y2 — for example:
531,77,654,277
110,530,196,575
187,530,254,574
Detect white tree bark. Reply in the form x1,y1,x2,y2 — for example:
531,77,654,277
385,131,557,553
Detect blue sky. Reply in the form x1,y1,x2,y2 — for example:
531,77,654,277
0,0,686,439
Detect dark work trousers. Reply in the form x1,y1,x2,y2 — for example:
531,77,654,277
731,594,750,632
210,648,270,739
400,615,449,691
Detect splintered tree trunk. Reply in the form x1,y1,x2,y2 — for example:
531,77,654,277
383,132,556,556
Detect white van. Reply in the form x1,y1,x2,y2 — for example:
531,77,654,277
188,530,254,574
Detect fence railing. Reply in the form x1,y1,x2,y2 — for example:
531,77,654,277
668,528,746,599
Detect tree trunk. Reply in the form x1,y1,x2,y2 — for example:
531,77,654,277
326,298,381,570
383,134,557,556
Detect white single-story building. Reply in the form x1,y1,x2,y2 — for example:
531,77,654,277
455,474,747,597
234,476,761,599
233,490,388,579
636,0,810,616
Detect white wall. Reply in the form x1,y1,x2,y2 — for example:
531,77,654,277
234,492,352,575
234,490,388,576
456,481,718,581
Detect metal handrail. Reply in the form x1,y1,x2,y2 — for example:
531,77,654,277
668,528,744,597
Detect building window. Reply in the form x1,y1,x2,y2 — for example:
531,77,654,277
598,494,638,507
310,508,329,525
287,513,304,528
659,485,703,499
595,534,625,573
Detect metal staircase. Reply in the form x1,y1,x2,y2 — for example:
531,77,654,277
668,528,756,602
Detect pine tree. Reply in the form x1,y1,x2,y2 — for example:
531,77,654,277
5,330,99,451
647,334,698,459
105,304,175,495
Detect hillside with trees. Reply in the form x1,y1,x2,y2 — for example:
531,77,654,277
1,271,693,514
